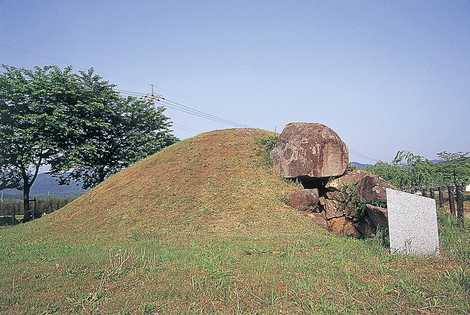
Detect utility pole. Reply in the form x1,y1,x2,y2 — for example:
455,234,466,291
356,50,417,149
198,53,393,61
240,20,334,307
150,84,155,96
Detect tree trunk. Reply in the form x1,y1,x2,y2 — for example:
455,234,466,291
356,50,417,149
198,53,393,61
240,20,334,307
447,185,456,216
456,185,465,227
422,189,428,197
11,207,15,225
429,188,435,200
438,187,445,208
22,184,31,221
99,169,107,183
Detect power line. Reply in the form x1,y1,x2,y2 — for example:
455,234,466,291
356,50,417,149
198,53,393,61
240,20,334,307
131,95,244,127
161,100,247,127
118,89,248,128
119,89,383,163
120,89,243,126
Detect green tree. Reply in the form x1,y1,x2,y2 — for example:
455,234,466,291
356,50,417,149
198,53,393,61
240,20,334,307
0,166,21,190
436,152,470,186
49,70,178,189
51,95,178,189
436,151,470,226
393,151,437,195
1,65,177,220
367,161,411,191
0,65,81,220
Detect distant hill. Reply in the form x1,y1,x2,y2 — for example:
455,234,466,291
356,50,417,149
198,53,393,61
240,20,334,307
350,162,371,169
0,173,86,199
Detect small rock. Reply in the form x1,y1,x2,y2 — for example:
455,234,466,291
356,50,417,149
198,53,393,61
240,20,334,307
365,204,388,228
357,175,394,203
323,192,358,219
320,197,344,219
287,189,320,211
355,217,375,237
327,217,360,238
325,190,349,202
326,170,369,190
343,201,360,219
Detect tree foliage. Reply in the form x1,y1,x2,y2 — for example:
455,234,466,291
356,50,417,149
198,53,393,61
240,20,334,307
392,151,440,192
0,65,82,218
48,69,178,189
51,93,178,189
0,65,177,219
436,151,470,186
0,166,21,190
368,150,470,193
367,161,410,191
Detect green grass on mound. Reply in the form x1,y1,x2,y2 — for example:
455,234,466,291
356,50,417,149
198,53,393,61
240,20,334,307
0,129,469,314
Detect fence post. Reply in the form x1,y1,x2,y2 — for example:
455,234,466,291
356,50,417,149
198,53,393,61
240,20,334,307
438,187,445,208
447,186,456,216
456,185,465,227
33,198,37,220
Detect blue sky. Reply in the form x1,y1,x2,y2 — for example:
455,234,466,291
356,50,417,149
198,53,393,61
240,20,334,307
1,0,469,163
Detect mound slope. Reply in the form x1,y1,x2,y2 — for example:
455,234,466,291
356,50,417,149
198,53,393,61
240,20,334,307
47,128,311,239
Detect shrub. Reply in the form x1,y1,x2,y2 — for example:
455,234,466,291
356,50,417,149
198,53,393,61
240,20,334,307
257,135,278,165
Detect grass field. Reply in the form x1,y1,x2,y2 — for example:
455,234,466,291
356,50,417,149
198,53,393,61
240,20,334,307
0,129,469,314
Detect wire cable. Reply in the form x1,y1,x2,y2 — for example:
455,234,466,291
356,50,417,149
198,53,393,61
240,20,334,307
118,89,248,128
120,89,382,163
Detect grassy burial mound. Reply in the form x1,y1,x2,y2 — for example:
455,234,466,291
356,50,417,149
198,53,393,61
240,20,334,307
45,128,305,240
0,128,469,314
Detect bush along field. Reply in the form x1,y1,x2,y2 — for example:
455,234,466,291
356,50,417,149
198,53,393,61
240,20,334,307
0,129,469,314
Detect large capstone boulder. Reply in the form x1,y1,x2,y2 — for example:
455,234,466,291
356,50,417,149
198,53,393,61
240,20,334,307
272,123,349,179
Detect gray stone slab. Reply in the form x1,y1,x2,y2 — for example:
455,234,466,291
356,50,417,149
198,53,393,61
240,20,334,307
386,188,439,256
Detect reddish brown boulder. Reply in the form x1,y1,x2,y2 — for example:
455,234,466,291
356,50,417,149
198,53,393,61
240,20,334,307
326,170,369,190
365,204,388,228
327,217,360,237
357,175,394,203
272,123,349,179
287,189,320,211
324,191,359,219
319,197,344,219
325,190,346,202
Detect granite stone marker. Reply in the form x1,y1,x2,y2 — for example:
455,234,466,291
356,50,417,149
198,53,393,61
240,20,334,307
386,188,439,256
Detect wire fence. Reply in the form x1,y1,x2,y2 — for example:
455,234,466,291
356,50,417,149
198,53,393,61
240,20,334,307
0,196,73,225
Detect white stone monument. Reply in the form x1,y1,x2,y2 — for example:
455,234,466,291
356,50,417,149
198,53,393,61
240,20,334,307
386,188,439,256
